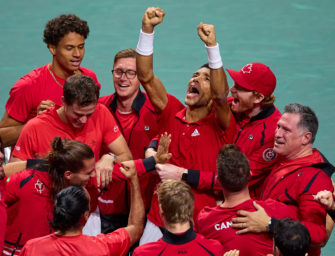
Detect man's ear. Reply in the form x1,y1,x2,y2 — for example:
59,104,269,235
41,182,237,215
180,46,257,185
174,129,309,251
64,170,72,181
301,132,312,145
254,92,265,104
274,246,281,256
49,44,57,56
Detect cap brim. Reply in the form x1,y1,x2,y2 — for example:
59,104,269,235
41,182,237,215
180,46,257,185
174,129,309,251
226,69,254,91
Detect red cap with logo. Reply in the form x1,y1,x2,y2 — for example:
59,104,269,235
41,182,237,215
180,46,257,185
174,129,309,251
226,62,276,96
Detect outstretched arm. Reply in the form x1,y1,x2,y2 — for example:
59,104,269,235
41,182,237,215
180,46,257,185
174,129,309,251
136,7,168,113
120,162,145,246
197,23,231,130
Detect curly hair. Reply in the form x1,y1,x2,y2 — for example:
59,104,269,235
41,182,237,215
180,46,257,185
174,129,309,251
43,14,89,46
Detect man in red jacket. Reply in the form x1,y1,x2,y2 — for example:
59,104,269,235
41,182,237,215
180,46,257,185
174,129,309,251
133,180,224,256
98,49,160,235
231,103,335,256
198,22,281,198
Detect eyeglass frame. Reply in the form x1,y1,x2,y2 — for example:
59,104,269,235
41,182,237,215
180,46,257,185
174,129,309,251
112,69,137,80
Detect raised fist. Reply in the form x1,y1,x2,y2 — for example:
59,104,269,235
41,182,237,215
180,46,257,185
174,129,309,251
197,22,217,47
142,7,165,33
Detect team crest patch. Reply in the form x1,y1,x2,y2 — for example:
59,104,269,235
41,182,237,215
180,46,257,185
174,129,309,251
144,125,150,131
248,134,254,140
35,179,45,194
241,63,253,74
263,148,277,161
113,125,119,133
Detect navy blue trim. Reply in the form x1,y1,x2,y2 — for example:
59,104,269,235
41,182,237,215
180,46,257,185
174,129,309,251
196,242,215,256
210,172,215,190
285,189,299,207
260,122,266,146
312,151,335,177
26,159,48,172
158,247,167,256
148,139,158,151
162,224,196,245
250,105,275,122
142,156,156,172
187,169,200,187
19,172,35,188
109,89,146,115
303,171,320,193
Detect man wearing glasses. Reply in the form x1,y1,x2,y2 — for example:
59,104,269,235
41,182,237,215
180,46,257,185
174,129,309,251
98,49,160,242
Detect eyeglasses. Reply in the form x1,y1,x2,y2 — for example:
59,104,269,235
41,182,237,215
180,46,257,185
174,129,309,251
112,69,137,79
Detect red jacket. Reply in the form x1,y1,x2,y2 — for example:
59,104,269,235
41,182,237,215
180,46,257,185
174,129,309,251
98,90,160,213
230,101,281,198
260,149,335,256
133,226,224,256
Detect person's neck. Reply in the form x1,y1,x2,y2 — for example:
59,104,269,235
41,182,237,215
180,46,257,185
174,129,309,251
116,94,137,113
165,221,190,234
57,107,69,124
284,145,313,161
247,105,262,119
55,228,82,237
185,106,211,123
222,187,251,208
50,60,75,79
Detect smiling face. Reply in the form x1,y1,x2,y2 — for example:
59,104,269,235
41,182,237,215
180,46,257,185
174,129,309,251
184,67,212,108
113,57,140,101
63,100,96,129
49,32,85,77
67,158,96,187
230,83,261,114
274,113,307,159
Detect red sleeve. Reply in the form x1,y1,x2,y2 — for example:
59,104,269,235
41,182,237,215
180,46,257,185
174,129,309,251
99,104,122,146
111,158,153,182
96,228,130,256
5,77,34,123
11,120,39,160
257,199,298,220
157,94,184,132
4,170,30,206
296,171,333,245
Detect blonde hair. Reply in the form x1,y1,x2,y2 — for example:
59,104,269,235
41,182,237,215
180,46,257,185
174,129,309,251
253,91,276,107
158,180,194,224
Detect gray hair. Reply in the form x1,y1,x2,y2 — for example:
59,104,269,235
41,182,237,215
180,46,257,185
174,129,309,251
284,103,318,144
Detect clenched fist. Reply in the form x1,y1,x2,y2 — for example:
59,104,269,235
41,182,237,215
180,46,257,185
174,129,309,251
197,22,217,47
142,7,165,33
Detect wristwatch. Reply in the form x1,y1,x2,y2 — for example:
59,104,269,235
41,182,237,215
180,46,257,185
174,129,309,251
181,170,188,182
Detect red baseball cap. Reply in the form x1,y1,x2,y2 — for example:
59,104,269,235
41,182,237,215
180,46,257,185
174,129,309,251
226,62,276,96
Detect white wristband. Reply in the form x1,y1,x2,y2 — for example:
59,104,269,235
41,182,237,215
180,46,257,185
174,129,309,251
136,29,154,56
205,43,223,69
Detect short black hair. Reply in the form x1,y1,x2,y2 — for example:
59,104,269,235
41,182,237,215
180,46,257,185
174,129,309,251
43,14,89,46
50,186,89,233
274,218,311,256
217,144,250,192
63,74,99,106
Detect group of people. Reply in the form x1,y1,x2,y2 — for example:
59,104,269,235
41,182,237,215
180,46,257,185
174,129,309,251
0,6,334,256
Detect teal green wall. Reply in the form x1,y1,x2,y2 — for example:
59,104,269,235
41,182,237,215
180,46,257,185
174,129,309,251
1,1,334,254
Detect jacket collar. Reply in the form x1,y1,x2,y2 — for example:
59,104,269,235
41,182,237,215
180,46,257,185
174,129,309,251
162,223,196,245
109,89,146,114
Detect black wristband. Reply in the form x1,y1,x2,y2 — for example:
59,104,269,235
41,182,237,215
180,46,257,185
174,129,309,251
142,156,156,172
327,209,335,222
